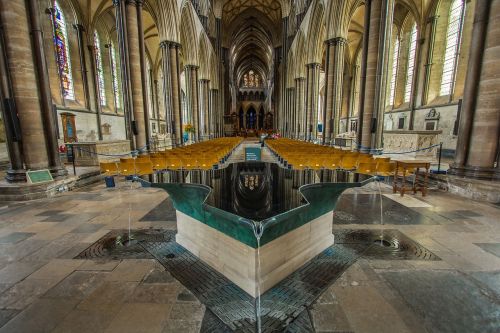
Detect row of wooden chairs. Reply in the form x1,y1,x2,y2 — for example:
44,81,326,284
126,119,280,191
266,138,409,177
99,137,243,176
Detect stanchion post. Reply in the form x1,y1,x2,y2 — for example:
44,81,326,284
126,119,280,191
72,145,76,176
438,142,443,174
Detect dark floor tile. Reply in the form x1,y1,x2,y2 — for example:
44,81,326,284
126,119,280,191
470,271,500,296
0,298,79,333
43,271,108,300
382,270,500,333
176,289,197,302
127,283,179,304
452,210,483,218
0,233,35,244
474,243,500,258
58,243,94,259
40,214,72,222
70,223,105,233
142,268,175,284
139,198,176,222
0,309,19,328
35,210,64,217
333,194,442,225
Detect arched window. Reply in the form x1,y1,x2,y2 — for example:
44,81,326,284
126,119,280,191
242,70,261,88
389,37,400,106
93,31,106,106
52,0,74,100
110,43,120,109
404,23,417,103
440,0,464,96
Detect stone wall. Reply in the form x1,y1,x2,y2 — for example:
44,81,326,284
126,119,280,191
56,109,127,144
383,104,458,155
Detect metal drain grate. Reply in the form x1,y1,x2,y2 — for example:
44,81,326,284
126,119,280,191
334,229,440,261
75,229,172,260
141,238,362,332
76,228,436,332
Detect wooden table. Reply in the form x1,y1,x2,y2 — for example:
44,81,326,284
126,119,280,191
393,160,431,197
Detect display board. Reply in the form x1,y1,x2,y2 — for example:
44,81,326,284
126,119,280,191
27,169,53,184
245,147,262,161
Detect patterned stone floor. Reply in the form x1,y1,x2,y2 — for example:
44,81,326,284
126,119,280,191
0,179,499,332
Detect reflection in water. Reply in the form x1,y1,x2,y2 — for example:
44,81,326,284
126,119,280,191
152,162,370,221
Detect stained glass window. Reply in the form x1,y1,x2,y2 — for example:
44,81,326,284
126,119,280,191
93,31,106,106
389,37,400,106
52,1,74,100
404,23,417,103
440,0,464,96
242,70,261,88
110,43,120,109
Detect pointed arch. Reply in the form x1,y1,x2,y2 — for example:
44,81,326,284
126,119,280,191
198,34,210,79
305,1,326,64
293,29,307,79
180,2,199,65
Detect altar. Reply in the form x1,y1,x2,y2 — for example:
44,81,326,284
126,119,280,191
383,130,441,160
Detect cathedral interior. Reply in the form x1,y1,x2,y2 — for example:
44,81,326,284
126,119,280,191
0,0,498,332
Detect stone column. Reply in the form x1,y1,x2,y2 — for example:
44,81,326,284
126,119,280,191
160,41,182,146
358,0,394,152
150,71,160,133
0,0,50,174
136,0,150,148
323,37,347,144
0,9,23,181
420,16,439,107
199,79,210,140
210,88,218,138
26,0,66,176
289,87,296,138
356,0,372,148
73,24,90,110
284,87,291,136
160,42,173,139
87,44,103,140
185,65,200,141
295,77,306,140
113,0,132,146
280,17,289,136
449,0,499,179
347,63,360,130
305,63,320,141
125,0,146,150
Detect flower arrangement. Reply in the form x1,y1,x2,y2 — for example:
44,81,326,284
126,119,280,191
183,124,196,133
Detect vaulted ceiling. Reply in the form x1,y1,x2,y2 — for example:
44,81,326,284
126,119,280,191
222,0,282,26
222,0,281,91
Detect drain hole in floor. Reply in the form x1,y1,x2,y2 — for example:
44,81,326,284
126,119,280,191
166,253,175,259
373,239,392,247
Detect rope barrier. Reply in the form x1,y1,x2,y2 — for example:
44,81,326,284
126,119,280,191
69,144,150,158
381,143,441,155
351,142,441,155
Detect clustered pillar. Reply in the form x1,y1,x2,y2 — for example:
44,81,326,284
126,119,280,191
323,37,347,144
114,0,151,150
185,65,200,141
449,0,500,180
295,78,306,140
159,41,182,146
209,88,218,138
199,79,210,141
357,0,394,153
305,63,320,141
0,0,66,181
